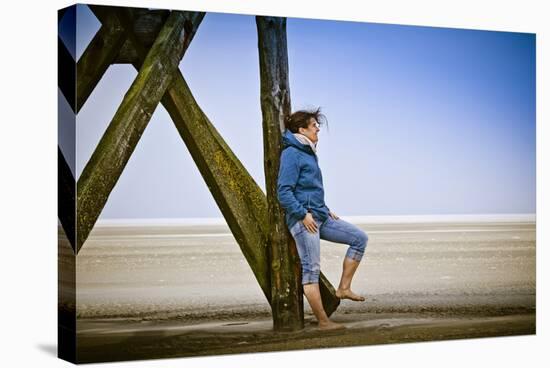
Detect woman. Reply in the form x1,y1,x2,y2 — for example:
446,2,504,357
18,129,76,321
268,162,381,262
277,107,369,331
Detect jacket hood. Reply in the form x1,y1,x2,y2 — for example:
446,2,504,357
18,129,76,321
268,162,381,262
282,129,315,156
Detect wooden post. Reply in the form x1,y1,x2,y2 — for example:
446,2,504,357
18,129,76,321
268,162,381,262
76,10,204,253
257,16,304,331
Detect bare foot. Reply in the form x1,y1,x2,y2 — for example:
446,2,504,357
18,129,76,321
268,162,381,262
318,320,346,331
336,288,365,301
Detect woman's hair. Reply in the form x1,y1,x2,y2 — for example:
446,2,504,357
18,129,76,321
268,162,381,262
284,107,328,133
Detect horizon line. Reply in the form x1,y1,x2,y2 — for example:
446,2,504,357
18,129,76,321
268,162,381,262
94,213,536,226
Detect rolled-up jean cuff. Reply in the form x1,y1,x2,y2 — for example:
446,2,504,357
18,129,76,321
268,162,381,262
302,271,320,285
346,248,364,262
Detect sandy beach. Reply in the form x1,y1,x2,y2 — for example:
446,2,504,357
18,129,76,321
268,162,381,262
60,216,535,363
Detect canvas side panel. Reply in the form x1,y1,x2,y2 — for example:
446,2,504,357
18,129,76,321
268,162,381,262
57,4,77,364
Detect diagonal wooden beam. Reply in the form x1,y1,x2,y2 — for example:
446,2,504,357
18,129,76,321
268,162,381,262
257,16,305,331
76,17,126,113
76,10,205,253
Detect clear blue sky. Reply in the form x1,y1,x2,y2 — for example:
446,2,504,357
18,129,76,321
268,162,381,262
58,5,536,218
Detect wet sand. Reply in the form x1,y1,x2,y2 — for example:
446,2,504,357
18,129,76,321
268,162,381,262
76,313,534,363
66,218,536,363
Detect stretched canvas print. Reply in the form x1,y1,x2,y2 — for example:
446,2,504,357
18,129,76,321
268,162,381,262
58,3,536,364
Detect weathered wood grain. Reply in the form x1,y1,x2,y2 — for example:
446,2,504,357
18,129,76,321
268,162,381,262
257,16,304,331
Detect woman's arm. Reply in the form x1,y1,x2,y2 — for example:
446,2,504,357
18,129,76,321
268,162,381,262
277,149,307,221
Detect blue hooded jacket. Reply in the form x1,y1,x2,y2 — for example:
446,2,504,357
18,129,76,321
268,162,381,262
277,129,331,230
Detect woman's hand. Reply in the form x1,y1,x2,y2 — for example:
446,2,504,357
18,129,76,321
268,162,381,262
329,211,339,220
302,212,318,233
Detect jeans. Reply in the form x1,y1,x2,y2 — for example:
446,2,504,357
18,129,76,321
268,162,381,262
288,216,368,285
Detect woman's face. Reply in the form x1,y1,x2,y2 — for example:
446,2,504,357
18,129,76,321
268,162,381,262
298,118,321,144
